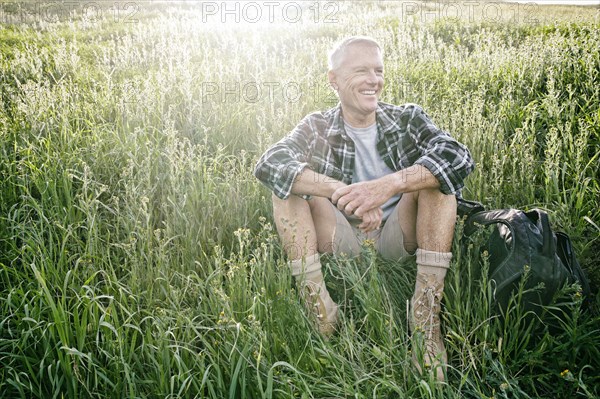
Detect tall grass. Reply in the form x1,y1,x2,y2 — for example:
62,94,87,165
0,1,599,398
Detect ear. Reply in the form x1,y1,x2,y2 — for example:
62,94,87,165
328,70,338,90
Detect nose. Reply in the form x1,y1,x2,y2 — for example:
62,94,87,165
365,70,378,85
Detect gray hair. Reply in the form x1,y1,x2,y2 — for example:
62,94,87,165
327,36,382,70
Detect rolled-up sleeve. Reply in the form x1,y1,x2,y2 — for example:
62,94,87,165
254,117,314,200
408,106,474,195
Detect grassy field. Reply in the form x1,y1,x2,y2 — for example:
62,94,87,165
1,1,599,398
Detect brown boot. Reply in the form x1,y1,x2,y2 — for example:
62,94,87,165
410,249,451,382
291,254,339,337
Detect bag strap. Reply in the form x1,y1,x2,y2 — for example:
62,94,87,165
556,231,592,307
457,198,485,219
526,209,555,258
465,209,523,236
464,209,533,259
540,211,554,257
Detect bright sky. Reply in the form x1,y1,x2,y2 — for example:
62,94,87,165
506,0,599,5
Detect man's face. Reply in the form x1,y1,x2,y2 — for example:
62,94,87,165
329,44,384,123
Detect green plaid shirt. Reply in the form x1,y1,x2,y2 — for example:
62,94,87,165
254,102,475,210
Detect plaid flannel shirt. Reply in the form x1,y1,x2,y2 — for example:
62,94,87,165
254,102,475,213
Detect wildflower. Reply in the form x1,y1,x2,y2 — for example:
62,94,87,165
561,369,574,381
363,239,376,248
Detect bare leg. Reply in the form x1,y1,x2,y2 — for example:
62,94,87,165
396,188,457,253
272,194,338,259
271,194,339,335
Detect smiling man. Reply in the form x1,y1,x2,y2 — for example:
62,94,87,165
254,36,474,381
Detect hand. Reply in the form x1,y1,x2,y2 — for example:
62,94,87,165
357,207,383,233
331,179,392,218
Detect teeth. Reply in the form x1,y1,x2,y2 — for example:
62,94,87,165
361,90,376,95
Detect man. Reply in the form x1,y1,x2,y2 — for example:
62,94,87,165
254,36,474,381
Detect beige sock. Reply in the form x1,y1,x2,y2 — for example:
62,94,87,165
416,248,452,277
290,253,322,279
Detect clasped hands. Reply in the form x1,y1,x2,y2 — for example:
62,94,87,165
331,179,393,234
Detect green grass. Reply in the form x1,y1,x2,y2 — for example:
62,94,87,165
1,1,599,398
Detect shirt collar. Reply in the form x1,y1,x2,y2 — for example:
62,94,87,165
326,102,383,139
325,103,345,138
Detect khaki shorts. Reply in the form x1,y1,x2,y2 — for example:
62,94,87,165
330,199,411,261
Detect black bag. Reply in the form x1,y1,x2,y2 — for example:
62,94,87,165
463,208,591,312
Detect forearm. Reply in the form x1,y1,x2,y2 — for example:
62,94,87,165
290,168,347,199
331,165,440,217
388,164,440,194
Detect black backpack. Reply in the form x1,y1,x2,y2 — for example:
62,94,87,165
463,207,591,312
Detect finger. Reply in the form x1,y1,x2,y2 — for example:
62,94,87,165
365,219,378,233
331,186,349,204
354,199,378,218
339,196,360,214
358,213,371,227
358,212,372,229
335,193,351,210
362,221,375,233
358,222,368,232
359,213,377,233
360,221,374,233
343,201,357,216
331,192,339,204
371,214,381,230
354,206,366,218
363,212,381,233
374,210,382,229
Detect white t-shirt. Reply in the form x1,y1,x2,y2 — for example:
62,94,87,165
345,122,401,222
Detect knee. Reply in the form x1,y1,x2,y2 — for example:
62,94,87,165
272,193,330,212
271,192,283,206
271,194,314,221
306,196,331,212
413,189,457,224
415,188,456,205
438,190,457,209
272,193,307,208
272,192,287,203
